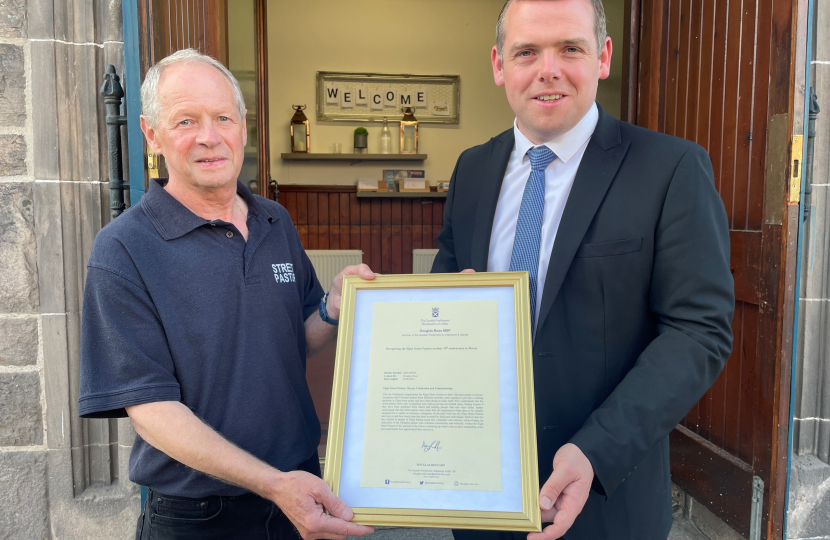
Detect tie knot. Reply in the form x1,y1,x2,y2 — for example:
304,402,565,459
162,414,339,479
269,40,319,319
527,146,557,172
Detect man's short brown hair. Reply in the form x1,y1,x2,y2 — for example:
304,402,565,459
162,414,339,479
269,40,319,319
495,0,608,59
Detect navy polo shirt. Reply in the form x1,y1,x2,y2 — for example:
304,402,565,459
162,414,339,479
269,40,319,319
79,179,324,497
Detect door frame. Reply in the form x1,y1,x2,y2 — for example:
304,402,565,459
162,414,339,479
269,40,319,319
254,0,273,199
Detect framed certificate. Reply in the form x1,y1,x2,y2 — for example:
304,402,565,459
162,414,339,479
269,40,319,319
324,272,541,532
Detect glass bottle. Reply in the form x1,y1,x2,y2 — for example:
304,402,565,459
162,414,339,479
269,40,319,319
380,117,392,154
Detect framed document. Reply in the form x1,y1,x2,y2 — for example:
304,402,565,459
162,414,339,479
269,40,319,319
324,272,541,531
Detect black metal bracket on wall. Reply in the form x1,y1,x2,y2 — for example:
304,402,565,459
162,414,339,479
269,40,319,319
804,88,820,221
101,65,130,219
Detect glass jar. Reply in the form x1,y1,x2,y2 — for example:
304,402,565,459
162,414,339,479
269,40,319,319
380,117,393,154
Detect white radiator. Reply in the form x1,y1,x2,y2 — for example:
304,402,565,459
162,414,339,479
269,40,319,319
305,250,364,289
412,249,439,274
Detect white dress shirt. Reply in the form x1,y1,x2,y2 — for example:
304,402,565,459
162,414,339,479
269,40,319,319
487,103,599,330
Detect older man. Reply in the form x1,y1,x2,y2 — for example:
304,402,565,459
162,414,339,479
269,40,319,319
79,49,374,540
432,0,734,539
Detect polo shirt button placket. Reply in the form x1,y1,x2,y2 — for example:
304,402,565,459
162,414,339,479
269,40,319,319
226,231,233,238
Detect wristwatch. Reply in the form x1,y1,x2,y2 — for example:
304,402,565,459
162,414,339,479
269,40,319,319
319,292,338,326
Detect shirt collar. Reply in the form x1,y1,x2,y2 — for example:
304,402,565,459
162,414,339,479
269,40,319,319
142,178,274,241
512,102,599,164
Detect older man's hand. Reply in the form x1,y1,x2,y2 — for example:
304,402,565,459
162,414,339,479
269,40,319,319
270,470,373,540
528,443,594,540
326,264,376,320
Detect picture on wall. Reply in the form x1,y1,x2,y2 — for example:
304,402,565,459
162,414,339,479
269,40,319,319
316,72,460,124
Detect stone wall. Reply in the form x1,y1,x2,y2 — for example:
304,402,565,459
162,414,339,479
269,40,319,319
788,0,830,537
0,0,139,538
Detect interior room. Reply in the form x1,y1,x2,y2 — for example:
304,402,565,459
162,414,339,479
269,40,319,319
226,0,626,191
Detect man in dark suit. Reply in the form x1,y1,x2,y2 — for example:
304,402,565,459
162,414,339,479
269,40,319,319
431,0,734,539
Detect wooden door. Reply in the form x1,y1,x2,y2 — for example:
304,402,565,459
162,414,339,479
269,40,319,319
630,0,807,537
139,0,228,74
136,0,272,197
135,0,228,181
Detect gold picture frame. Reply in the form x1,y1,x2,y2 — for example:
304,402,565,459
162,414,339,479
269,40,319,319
324,272,540,532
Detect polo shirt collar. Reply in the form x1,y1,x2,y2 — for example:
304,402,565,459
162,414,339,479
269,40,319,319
142,178,276,241
512,102,599,164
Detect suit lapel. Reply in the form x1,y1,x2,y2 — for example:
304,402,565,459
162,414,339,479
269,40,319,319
470,129,515,271
535,108,630,334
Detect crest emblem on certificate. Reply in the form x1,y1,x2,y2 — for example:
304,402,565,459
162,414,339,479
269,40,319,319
432,307,439,317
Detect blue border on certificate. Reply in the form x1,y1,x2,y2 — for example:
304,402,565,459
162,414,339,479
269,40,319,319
338,286,522,512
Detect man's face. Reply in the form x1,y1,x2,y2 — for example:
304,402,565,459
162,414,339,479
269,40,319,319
492,0,612,144
140,63,246,191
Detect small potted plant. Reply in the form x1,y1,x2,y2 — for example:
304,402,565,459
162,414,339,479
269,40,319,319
354,127,369,154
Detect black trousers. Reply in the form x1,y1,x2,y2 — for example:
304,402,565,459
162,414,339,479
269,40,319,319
135,452,321,540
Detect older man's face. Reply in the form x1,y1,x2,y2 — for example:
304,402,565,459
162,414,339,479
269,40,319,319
492,0,611,144
142,62,246,191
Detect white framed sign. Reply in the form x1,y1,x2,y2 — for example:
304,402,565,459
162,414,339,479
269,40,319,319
316,72,460,124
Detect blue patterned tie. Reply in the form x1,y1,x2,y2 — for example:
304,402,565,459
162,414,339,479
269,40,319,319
509,146,557,334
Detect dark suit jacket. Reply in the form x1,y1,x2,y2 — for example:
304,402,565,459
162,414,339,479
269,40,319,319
432,106,734,539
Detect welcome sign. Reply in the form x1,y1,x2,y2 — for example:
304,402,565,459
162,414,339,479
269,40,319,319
316,71,460,124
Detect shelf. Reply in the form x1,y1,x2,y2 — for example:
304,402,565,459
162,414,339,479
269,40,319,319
357,191,447,199
280,153,427,165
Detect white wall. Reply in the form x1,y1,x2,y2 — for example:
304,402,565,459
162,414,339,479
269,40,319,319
261,0,625,186
266,0,515,186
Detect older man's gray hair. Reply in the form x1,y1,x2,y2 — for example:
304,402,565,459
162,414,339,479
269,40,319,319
140,48,246,128
495,0,608,60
